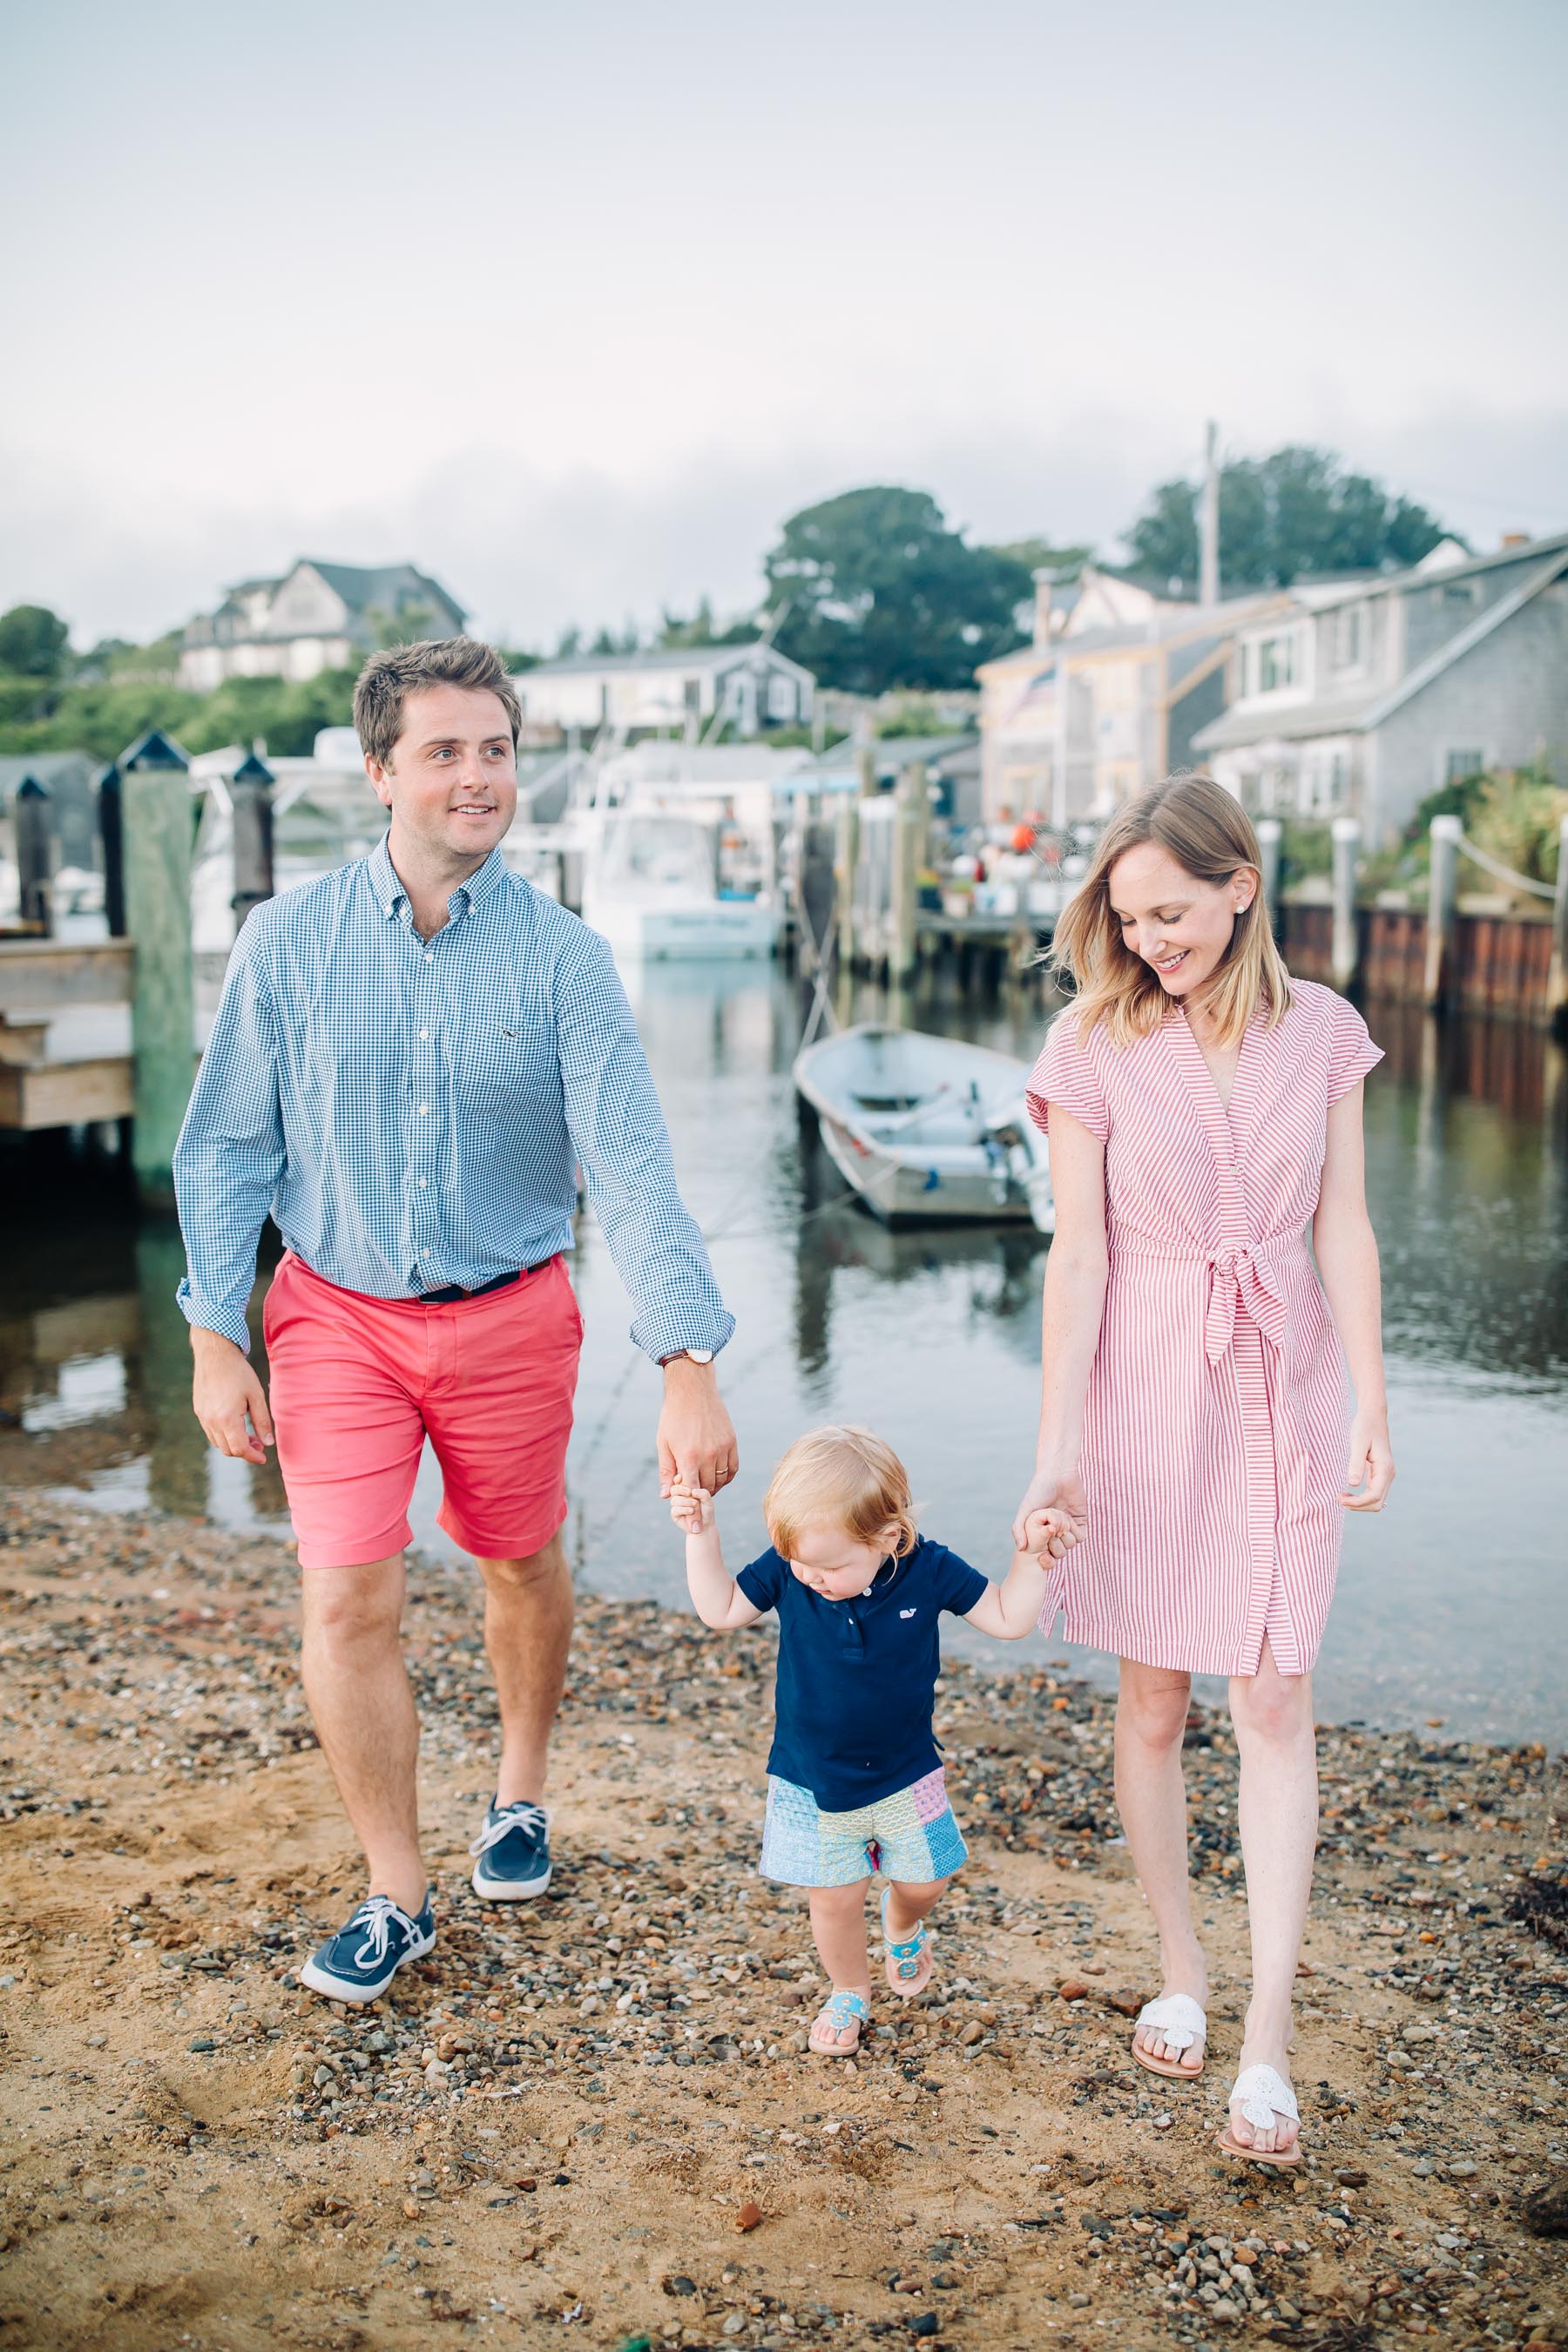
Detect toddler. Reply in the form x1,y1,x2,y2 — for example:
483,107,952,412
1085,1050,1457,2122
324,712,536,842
670,1424,1067,2057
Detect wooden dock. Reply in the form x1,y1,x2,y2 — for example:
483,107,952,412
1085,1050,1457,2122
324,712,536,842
0,939,134,1131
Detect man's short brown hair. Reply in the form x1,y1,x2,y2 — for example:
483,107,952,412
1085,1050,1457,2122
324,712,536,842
353,636,523,767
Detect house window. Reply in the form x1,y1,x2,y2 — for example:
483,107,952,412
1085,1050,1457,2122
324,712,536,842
1444,748,1485,786
1332,604,1364,669
1258,633,1296,691
1233,642,1252,696
767,673,794,721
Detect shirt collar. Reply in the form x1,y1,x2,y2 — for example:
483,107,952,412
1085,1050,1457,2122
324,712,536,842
366,835,509,923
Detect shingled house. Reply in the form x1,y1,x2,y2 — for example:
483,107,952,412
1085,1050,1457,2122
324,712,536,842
179,560,466,690
1193,531,1568,842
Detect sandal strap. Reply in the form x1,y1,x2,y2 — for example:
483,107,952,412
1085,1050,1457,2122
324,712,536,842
881,1889,927,1958
1134,1994,1206,2052
820,1990,869,2026
1230,2063,1298,2132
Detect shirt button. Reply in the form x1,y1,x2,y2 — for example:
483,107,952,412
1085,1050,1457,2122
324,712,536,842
419,1027,429,1040
423,950,434,963
418,1176,429,1188
422,1248,431,1259
417,1104,429,1116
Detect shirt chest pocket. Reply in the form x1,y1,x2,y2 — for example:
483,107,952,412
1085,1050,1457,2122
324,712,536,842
460,1017,560,1115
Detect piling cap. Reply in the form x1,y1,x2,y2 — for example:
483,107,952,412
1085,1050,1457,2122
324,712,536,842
121,727,190,773
16,774,50,800
233,747,274,787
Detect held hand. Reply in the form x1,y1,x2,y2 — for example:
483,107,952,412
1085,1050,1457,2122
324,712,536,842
1342,1406,1395,1512
1011,1463,1088,1554
191,1330,274,1466
1023,1506,1078,1563
657,1362,738,1499
669,1480,715,1536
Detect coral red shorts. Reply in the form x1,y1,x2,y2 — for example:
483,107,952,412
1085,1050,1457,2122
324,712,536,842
261,1251,584,1571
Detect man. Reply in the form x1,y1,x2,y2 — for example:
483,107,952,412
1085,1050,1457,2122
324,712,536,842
173,635,736,2002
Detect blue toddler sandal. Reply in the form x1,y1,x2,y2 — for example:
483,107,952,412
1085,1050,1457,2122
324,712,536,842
808,1988,870,2056
882,1888,936,1997
298,1890,436,2004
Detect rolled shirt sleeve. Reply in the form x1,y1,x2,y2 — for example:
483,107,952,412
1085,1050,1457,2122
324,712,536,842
554,928,735,1364
172,919,287,1352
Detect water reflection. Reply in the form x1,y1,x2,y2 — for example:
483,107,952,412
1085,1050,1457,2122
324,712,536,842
2,963,1564,1742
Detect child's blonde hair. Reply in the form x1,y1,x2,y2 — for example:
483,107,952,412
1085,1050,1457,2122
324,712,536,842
762,1425,917,1561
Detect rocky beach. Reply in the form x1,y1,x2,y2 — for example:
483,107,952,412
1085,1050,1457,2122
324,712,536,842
0,1490,1564,2352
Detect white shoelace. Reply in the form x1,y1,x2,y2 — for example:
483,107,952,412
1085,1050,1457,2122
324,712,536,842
347,1894,405,1970
470,1801,549,1859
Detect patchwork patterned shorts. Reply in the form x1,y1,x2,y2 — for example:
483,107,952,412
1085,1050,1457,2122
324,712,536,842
758,1767,968,1889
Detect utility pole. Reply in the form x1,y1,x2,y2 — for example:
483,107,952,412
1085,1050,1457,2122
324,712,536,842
1199,420,1220,609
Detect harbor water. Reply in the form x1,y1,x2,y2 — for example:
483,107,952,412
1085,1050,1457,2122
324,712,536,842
3,960,1565,1746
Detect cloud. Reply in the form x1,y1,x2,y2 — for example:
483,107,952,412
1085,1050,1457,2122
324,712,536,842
4,402,1565,652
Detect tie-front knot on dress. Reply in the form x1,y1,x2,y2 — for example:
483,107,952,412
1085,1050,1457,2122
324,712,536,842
1026,980,1382,1680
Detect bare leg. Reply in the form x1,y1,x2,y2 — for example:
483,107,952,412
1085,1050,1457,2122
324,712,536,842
477,1534,573,1806
300,1555,426,1916
808,1882,873,2049
1116,1659,1208,2072
1227,1636,1318,2155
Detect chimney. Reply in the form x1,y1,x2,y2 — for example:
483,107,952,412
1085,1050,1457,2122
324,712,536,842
1499,531,1531,550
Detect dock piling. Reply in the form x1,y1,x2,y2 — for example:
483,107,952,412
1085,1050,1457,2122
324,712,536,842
1425,814,1462,1011
230,745,276,922
15,777,53,935
1550,811,1568,1036
1330,815,1361,991
98,761,125,936
120,728,195,1208
1255,815,1281,934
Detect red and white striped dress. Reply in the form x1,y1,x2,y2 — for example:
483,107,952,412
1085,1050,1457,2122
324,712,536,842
1026,979,1382,1678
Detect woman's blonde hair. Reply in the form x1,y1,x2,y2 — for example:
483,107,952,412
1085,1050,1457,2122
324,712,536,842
1049,772,1292,1049
762,1425,917,1561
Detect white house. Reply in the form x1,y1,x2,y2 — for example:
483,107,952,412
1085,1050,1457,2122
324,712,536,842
514,643,814,741
1193,532,1568,841
179,560,467,690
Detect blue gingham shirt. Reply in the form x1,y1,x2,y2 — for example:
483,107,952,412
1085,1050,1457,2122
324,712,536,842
172,838,734,1362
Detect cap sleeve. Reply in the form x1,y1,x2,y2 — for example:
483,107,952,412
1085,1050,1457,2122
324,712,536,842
1026,1007,1109,1143
1327,992,1383,1103
921,1539,990,1619
735,1547,786,1615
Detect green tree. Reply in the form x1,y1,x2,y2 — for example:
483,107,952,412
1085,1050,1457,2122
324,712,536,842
765,486,1033,694
1125,447,1453,591
987,537,1093,578
0,604,70,677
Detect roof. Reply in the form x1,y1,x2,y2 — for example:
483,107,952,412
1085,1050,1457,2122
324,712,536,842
298,560,465,622
808,733,977,777
519,640,808,681
1046,591,1284,662
1273,528,1568,618
1194,537,1568,753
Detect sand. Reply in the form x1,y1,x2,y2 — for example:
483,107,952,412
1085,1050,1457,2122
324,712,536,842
0,1491,1564,2352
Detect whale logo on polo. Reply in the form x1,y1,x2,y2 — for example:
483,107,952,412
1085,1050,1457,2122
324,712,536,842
899,1607,917,1619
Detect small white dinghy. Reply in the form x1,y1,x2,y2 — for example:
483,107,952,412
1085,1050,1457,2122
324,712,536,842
794,1024,1054,1231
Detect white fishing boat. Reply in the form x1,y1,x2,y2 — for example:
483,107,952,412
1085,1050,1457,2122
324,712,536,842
579,806,777,961
794,1024,1054,1230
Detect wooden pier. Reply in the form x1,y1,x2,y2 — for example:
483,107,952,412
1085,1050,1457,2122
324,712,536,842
0,939,134,1129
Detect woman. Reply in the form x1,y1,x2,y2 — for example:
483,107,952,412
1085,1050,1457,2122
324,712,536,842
1012,774,1393,2168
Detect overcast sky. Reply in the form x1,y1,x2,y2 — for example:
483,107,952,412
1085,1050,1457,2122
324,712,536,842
4,0,1565,649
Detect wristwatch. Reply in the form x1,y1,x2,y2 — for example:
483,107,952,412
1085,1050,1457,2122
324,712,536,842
659,1348,715,1367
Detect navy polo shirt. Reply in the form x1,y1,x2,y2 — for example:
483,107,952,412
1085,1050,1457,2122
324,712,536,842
734,1536,989,1809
